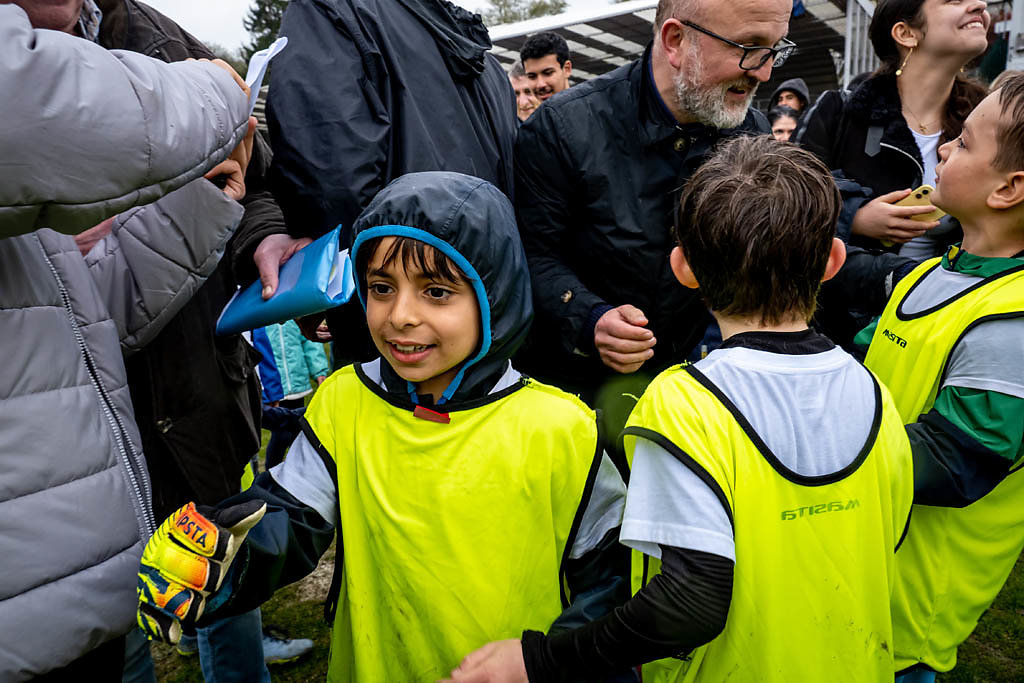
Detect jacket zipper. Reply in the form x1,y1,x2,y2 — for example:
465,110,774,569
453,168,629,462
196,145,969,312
879,142,924,183
35,237,157,538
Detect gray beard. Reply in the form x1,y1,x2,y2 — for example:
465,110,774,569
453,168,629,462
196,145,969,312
673,48,757,129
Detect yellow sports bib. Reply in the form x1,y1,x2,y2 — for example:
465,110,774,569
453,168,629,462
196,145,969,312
623,364,912,682
865,257,1024,673
304,365,600,682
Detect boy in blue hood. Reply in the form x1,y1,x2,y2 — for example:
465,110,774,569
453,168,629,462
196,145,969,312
135,172,630,682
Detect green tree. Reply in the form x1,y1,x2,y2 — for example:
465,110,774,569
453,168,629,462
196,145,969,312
482,0,568,26
242,0,288,62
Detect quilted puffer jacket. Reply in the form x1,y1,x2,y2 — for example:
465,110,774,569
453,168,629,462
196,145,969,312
0,5,247,678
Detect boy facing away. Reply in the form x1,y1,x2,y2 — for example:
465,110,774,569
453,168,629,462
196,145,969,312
859,76,1024,681
445,136,914,683
135,172,630,681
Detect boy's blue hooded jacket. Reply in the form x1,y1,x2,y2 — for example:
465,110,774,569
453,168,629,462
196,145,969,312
348,171,533,405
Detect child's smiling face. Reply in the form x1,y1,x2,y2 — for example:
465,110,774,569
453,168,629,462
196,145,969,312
365,237,480,400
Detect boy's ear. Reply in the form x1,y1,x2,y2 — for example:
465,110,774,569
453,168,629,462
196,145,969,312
821,238,847,283
670,246,700,289
986,171,1024,211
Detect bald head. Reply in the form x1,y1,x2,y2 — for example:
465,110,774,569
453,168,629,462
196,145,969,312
654,0,700,37
650,0,791,127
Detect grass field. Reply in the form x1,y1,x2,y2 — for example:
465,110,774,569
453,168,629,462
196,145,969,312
151,429,1024,682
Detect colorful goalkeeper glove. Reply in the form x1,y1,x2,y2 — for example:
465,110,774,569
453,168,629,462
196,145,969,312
137,500,266,643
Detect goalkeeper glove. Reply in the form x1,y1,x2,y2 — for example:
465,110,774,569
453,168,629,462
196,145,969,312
137,500,266,642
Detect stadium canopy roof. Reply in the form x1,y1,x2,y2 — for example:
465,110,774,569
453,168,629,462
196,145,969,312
487,0,849,108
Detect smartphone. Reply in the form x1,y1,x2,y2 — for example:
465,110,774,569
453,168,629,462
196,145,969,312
893,185,945,222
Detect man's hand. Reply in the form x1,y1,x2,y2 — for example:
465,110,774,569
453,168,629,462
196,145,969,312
253,234,314,299
439,640,528,683
205,116,257,201
850,189,941,244
137,501,266,643
595,305,656,373
190,58,253,201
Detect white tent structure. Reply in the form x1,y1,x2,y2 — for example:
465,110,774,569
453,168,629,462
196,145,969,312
489,0,659,84
486,0,852,108
843,0,880,86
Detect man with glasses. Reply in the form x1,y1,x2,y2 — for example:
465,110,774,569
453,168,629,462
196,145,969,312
511,0,793,405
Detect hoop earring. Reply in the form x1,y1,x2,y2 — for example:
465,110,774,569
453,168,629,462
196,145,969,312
896,46,914,77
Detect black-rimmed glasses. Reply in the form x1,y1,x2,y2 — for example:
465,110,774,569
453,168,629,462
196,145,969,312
682,20,796,70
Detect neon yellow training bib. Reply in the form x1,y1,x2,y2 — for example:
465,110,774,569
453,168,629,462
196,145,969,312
623,364,913,683
304,365,600,682
865,256,1024,673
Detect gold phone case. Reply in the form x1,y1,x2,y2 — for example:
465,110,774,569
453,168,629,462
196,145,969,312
894,185,945,222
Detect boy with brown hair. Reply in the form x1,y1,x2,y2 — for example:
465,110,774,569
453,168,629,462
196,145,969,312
860,75,1024,682
445,135,914,683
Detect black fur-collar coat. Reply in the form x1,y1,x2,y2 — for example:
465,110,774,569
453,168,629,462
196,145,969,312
797,73,926,207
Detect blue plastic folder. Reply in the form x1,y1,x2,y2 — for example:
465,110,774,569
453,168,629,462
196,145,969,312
215,227,355,336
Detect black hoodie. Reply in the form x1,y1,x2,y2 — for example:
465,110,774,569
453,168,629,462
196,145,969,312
770,77,810,111
349,171,533,405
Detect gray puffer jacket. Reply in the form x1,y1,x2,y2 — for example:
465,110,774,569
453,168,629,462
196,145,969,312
0,4,247,236
0,6,247,678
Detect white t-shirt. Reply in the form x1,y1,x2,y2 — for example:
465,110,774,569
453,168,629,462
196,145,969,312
620,345,878,562
912,129,941,189
900,129,944,261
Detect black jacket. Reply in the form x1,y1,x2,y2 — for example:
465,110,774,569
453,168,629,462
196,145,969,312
795,73,951,349
797,73,935,246
266,0,518,366
266,0,518,239
513,47,768,393
98,0,289,519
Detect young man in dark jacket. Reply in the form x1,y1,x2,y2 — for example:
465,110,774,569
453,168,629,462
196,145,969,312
769,76,809,113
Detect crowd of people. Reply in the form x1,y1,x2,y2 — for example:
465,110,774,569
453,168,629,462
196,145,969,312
3,0,1023,681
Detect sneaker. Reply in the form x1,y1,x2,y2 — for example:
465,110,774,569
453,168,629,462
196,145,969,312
176,632,198,657
261,627,313,665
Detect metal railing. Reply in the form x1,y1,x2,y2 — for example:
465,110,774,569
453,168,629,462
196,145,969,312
843,0,878,88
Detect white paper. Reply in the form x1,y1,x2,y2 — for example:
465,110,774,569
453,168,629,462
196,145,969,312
326,249,354,300
244,36,288,115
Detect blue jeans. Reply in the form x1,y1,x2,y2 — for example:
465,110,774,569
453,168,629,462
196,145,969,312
122,608,270,683
122,628,155,683
896,670,937,683
198,608,271,683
